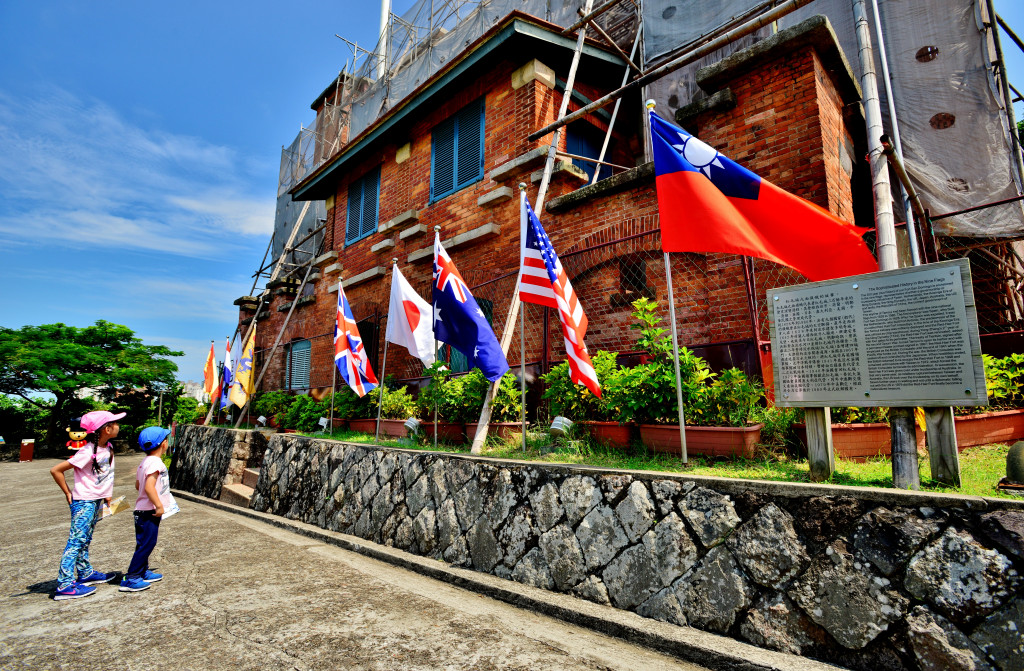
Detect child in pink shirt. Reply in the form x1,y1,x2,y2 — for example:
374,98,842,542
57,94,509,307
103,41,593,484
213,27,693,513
119,426,177,592
50,410,125,600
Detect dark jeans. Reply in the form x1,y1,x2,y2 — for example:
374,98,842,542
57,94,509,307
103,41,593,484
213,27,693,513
125,510,161,579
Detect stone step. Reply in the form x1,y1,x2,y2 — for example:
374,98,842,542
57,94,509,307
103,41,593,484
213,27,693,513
242,467,260,489
220,483,254,508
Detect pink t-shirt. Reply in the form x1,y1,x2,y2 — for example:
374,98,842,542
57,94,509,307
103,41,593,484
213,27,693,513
135,455,174,513
68,443,115,501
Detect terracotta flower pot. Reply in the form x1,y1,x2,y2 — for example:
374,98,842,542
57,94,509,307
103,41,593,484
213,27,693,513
639,423,763,458
952,409,1024,449
378,418,409,438
330,418,347,430
465,422,521,441
580,421,635,449
794,422,926,462
423,421,466,443
347,418,377,434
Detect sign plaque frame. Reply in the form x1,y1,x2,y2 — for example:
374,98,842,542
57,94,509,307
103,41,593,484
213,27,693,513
767,259,986,408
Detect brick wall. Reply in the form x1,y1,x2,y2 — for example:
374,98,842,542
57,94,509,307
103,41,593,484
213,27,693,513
248,33,861,394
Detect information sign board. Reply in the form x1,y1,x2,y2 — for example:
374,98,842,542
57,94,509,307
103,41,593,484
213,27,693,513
768,259,986,407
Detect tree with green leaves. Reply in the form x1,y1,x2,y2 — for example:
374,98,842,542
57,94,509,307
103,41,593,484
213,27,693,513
0,320,183,448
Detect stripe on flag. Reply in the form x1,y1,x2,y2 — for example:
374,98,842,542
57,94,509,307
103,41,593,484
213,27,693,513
518,192,601,397
335,283,378,397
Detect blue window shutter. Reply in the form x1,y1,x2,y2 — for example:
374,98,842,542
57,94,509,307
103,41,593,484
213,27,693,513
431,117,456,199
455,100,483,188
289,340,311,390
360,166,380,238
346,178,363,244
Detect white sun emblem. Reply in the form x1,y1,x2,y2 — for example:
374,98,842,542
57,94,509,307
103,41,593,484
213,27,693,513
672,132,724,178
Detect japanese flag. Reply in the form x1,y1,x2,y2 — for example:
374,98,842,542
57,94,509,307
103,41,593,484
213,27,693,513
386,264,438,367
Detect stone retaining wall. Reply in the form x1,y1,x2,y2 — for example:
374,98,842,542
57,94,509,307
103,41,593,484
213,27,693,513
170,426,265,499
173,427,1024,670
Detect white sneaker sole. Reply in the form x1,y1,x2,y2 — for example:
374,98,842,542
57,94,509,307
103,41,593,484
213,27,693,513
118,584,151,592
80,577,114,586
54,590,95,600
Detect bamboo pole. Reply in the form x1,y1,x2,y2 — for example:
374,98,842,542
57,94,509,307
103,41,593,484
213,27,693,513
470,0,596,455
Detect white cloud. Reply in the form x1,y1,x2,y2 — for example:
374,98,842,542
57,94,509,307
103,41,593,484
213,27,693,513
0,89,275,258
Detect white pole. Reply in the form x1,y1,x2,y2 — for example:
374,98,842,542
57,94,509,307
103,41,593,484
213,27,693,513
647,101,688,462
869,0,920,266
374,339,390,443
432,227,440,451
329,353,337,434
853,0,918,490
377,0,391,80
663,253,689,464
375,257,398,443
520,294,527,452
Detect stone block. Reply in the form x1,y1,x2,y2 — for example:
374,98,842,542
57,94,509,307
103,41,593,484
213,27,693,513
488,146,548,182
511,58,555,90
477,186,514,208
378,208,420,233
407,223,500,264
371,238,395,254
399,224,427,240
395,142,411,164
341,266,386,288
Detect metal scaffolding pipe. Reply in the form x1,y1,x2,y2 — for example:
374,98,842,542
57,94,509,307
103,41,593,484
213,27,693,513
529,0,813,142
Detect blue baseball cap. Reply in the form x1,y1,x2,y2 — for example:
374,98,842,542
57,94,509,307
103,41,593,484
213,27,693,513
138,426,171,452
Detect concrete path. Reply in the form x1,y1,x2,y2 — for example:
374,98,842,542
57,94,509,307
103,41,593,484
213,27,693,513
1,455,711,671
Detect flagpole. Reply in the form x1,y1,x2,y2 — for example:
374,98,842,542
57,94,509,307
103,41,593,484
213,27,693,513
647,101,689,464
433,227,440,451
375,258,398,443
329,353,337,436
519,184,528,452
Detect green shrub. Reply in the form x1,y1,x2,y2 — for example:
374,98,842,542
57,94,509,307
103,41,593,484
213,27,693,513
542,350,620,421
984,353,1024,409
329,386,374,420
751,404,800,451
830,406,889,424
251,391,295,422
283,395,329,432
373,385,417,420
172,396,200,425
490,372,523,423
447,369,491,423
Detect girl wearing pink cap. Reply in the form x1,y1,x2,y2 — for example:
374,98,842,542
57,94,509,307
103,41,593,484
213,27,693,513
49,410,125,600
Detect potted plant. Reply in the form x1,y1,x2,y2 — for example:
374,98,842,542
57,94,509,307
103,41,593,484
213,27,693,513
418,362,466,443
464,371,522,441
952,353,1024,448
614,298,764,458
334,386,375,434
542,350,632,448
373,385,418,438
793,406,927,461
250,391,293,432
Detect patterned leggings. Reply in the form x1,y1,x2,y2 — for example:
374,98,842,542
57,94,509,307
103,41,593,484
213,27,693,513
57,499,101,590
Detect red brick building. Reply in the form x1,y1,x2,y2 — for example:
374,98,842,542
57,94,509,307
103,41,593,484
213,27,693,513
238,12,871,408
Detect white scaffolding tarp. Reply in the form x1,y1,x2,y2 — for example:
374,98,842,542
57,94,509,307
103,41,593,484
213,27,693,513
643,0,1023,237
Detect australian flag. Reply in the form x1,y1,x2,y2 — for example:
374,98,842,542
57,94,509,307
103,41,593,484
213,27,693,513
432,233,509,382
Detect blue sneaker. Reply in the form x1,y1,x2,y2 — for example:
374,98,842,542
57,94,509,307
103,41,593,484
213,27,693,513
54,583,96,600
142,570,163,582
79,570,116,586
118,577,151,592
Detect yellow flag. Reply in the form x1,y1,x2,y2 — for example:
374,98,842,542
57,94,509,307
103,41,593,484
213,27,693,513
229,324,256,408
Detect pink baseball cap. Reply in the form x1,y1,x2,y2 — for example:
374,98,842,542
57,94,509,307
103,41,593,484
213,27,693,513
80,410,127,433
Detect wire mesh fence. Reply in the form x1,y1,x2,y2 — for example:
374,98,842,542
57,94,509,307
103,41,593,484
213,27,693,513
936,236,1024,335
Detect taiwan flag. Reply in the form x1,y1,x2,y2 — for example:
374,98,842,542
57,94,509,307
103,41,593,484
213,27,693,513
649,110,877,282
432,233,509,382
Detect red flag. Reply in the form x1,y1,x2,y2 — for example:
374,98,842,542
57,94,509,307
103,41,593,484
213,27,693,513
650,111,877,282
518,192,601,397
202,341,216,394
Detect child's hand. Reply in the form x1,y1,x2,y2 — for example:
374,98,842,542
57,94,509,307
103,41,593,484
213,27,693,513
65,491,72,506
104,496,112,505
154,505,165,517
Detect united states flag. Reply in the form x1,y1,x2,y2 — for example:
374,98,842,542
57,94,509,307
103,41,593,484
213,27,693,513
518,192,601,397
335,284,378,397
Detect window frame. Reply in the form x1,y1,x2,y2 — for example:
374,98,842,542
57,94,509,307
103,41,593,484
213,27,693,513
344,165,382,247
286,339,311,390
429,98,485,203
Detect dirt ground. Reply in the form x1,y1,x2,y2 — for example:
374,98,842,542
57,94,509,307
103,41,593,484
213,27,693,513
1,454,710,671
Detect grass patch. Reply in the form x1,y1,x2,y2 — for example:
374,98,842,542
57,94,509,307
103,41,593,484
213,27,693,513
258,425,1018,499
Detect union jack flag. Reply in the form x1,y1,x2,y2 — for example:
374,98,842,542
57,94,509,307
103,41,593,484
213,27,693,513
518,192,601,397
434,242,470,303
335,284,378,397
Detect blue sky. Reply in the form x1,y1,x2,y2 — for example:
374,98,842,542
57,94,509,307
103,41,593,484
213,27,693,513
1,0,1023,385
